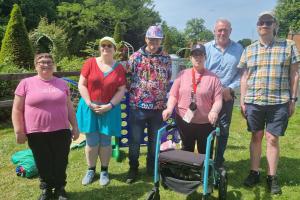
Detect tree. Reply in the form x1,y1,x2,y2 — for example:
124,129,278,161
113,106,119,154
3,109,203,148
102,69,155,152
162,31,171,54
29,18,69,62
184,18,213,43
56,0,160,55
238,38,252,48
161,21,186,54
0,4,33,69
0,0,56,31
113,21,123,44
275,0,300,37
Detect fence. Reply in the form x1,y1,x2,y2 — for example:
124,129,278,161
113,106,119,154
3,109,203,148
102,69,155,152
0,71,178,148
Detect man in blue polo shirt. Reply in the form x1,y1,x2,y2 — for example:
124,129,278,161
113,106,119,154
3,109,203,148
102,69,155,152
205,18,243,169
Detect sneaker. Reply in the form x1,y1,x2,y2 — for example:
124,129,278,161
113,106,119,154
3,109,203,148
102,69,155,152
38,189,53,200
244,170,260,187
267,175,282,195
99,171,110,186
126,168,138,184
54,187,68,200
82,170,95,185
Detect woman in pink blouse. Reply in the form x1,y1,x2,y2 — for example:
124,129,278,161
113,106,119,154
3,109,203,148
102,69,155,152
162,44,223,154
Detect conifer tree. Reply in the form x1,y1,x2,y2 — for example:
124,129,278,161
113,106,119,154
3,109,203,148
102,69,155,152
163,32,172,54
113,21,122,44
0,4,34,69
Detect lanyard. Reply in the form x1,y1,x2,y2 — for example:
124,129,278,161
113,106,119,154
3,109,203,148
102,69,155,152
192,68,203,95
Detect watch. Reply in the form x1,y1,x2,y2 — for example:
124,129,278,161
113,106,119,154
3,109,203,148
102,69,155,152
290,97,298,102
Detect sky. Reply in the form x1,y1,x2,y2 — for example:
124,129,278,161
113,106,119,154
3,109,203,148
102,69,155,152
152,0,277,41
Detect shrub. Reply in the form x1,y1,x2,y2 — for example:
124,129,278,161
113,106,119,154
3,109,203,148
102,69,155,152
29,18,69,63
0,63,30,122
56,56,84,72
0,4,34,69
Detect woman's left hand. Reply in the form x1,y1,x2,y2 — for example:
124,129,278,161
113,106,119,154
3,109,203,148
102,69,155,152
208,111,218,125
94,103,112,115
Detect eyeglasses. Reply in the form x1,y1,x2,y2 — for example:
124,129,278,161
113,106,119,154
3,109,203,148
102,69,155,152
101,44,113,48
257,20,274,27
37,61,53,65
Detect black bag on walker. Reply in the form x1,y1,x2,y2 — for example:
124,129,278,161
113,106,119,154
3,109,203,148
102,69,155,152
159,149,205,195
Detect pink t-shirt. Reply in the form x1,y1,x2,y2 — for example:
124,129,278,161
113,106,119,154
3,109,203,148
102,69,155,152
169,68,223,124
15,76,70,134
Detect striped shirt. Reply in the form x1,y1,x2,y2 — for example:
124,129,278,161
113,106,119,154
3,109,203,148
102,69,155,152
238,39,300,105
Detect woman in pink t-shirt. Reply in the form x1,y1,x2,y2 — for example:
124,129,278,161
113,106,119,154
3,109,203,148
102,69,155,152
162,44,223,155
12,53,79,200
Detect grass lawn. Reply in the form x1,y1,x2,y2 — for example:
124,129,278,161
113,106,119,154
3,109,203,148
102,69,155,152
1,107,300,200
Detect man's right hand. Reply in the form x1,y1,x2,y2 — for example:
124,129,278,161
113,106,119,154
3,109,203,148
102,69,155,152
223,87,233,101
240,103,246,119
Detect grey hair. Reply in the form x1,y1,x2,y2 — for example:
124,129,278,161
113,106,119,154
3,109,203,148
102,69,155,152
214,18,232,29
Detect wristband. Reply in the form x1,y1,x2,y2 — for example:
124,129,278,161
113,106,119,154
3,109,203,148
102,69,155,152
290,97,298,102
109,102,115,108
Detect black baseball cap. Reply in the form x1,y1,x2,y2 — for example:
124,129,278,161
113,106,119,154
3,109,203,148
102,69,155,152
190,44,206,55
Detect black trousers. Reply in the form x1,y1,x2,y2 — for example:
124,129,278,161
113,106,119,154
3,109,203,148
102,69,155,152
27,129,72,189
175,114,214,156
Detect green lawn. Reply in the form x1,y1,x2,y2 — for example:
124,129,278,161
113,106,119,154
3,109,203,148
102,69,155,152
1,107,300,200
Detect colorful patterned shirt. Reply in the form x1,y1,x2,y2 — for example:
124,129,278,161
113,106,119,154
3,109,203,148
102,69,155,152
238,39,300,105
127,46,172,110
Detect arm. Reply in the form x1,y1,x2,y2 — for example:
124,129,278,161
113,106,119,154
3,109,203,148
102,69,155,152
240,67,248,118
78,74,92,106
225,66,243,101
11,95,27,144
227,68,242,90
208,99,223,125
67,95,79,140
162,95,177,121
208,81,223,125
162,72,181,121
97,85,127,114
289,62,299,117
78,74,100,112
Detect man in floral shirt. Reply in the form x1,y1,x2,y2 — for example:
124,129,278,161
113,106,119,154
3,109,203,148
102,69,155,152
126,25,172,183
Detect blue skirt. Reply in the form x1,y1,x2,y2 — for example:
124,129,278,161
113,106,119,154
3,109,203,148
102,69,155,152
76,98,122,137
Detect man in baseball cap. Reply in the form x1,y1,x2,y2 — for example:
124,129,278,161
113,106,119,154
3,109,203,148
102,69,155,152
239,10,300,195
126,25,172,184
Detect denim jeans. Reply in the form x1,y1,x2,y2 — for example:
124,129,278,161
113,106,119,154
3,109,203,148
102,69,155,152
216,99,234,167
128,108,163,170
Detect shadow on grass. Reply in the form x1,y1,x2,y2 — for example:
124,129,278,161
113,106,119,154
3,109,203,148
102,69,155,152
225,156,300,199
67,182,152,200
226,144,247,150
110,167,153,184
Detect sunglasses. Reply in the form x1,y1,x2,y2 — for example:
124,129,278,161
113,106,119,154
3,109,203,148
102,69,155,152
101,44,113,48
257,20,274,27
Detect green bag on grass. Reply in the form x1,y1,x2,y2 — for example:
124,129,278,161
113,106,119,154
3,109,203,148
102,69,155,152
11,149,38,178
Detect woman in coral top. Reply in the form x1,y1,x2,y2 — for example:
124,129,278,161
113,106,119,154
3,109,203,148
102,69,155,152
76,36,126,186
162,44,223,155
